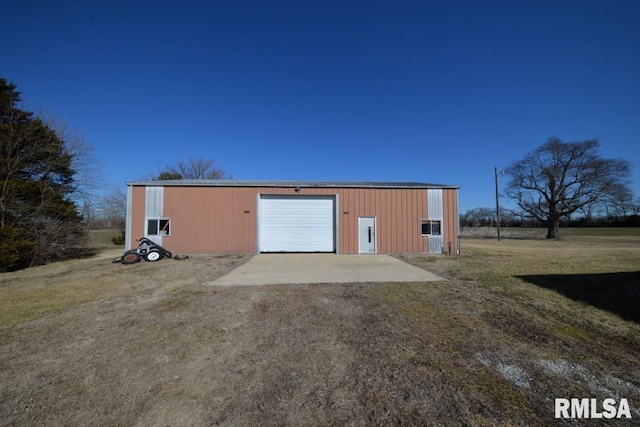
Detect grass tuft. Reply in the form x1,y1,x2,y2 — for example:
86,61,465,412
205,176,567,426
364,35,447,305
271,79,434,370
0,274,129,329
549,323,591,341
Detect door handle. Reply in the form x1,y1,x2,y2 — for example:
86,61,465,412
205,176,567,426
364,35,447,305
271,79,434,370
368,226,372,243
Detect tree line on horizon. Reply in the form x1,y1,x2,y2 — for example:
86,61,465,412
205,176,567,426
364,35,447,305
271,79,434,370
460,205,640,229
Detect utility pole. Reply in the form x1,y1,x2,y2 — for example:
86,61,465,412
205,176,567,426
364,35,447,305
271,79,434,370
495,167,502,241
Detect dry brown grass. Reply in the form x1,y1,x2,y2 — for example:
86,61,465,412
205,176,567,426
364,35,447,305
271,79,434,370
1,235,639,425
396,234,640,423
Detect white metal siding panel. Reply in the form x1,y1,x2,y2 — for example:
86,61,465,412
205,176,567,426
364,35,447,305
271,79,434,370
260,196,335,252
145,186,164,245
427,189,443,220
125,185,133,250
427,189,444,253
145,186,163,217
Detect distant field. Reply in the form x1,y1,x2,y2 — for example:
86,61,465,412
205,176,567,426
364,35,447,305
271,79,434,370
563,227,640,237
87,229,124,249
462,226,640,239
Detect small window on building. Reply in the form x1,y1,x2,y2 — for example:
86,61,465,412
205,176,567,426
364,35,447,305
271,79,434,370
431,221,441,235
421,220,429,235
421,220,441,236
147,218,170,236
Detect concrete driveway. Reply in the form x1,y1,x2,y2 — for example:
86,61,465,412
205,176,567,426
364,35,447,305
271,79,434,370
210,254,445,286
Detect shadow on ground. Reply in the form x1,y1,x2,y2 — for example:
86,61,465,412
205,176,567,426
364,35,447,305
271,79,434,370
517,271,640,323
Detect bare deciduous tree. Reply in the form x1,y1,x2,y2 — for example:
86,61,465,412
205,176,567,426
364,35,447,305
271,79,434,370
460,207,497,227
98,186,127,228
154,157,230,180
605,186,639,220
505,138,632,239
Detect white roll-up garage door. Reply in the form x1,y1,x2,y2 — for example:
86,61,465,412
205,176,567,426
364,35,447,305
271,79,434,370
260,195,336,253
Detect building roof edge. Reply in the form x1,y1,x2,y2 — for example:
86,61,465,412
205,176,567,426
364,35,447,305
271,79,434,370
125,179,460,189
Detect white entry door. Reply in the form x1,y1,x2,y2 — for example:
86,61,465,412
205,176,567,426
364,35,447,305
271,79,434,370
358,217,376,254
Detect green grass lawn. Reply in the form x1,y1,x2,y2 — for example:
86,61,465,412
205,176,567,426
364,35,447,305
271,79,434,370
462,226,640,239
563,227,640,237
0,229,126,329
451,234,640,347
87,229,124,249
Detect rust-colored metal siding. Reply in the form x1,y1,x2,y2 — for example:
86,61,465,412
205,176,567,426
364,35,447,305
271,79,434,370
127,184,459,254
337,187,428,253
162,186,256,253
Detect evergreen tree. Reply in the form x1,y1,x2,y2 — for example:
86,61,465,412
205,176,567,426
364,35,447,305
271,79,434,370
0,78,86,271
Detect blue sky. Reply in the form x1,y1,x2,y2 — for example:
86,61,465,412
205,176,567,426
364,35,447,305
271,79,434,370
3,0,639,213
